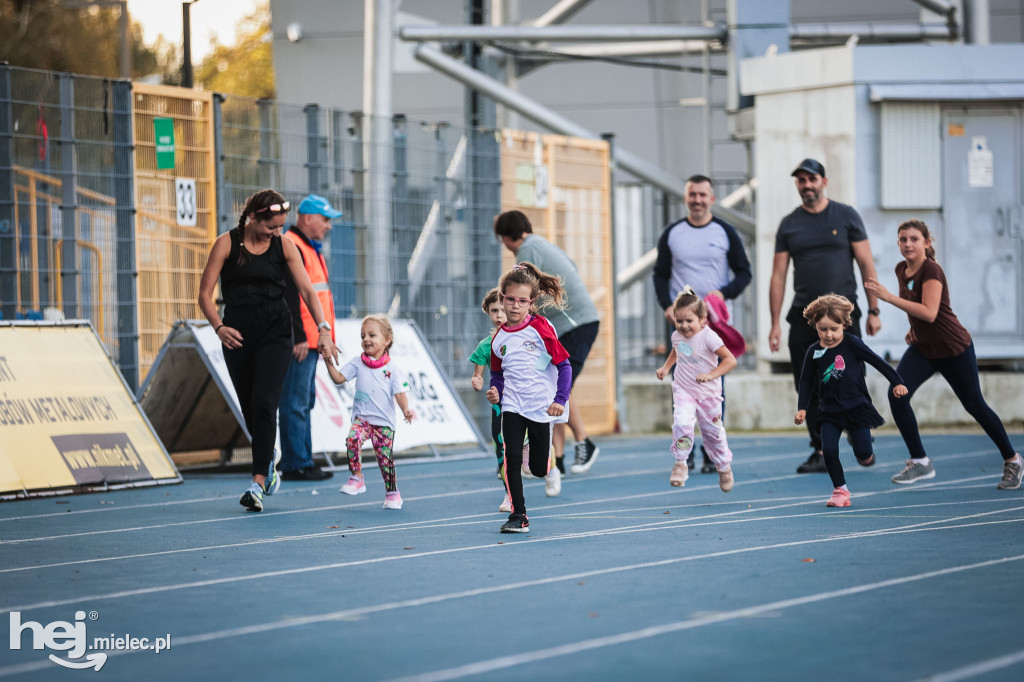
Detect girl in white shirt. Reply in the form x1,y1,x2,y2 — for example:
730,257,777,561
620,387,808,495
486,263,572,534
328,315,415,510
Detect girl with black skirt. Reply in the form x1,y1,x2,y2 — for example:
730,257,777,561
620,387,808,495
199,189,339,512
794,294,908,508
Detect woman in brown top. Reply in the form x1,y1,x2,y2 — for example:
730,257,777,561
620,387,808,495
865,219,1021,490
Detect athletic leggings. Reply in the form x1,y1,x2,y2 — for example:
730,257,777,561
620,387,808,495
491,404,505,480
221,299,293,478
346,417,397,492
501,411,552,517
889,342,1016,461
820,422,874,489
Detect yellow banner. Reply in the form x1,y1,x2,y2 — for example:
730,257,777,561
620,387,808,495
0,323,179,498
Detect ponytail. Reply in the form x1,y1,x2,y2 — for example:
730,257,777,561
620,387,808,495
672,284,707,319
499,261,567,312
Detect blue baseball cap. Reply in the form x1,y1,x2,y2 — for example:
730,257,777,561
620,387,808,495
297,194,343,219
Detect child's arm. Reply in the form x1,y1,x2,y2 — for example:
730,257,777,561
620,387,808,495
471,364,485,391
656,348,677,381
547,359,571,417
486,369,503,405
865,277,942,323
394,392,415,423
795,348,816,415
850,335,908,399
324,360,348,385
697,345,737,383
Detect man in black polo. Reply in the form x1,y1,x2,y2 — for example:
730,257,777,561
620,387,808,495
768,159,883,473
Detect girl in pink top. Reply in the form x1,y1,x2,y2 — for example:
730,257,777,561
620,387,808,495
656,286,738,492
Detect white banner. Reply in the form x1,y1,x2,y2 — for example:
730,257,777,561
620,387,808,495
191,319,482,454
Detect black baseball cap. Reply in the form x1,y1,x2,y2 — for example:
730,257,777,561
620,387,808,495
791,158,826,178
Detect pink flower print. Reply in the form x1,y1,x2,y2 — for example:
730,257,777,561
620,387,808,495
834,355,846,371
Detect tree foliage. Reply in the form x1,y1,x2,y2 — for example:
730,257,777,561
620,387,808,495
194,4,275,99
0,0,175,80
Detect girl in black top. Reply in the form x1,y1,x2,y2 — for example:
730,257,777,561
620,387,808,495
865,219,1022,490
795,294,907,508
199,189,339,512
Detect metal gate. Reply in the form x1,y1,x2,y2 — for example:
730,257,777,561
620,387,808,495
131,84,218,380
500,131,617,435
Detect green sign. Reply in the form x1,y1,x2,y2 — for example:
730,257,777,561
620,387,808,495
154,117,175,170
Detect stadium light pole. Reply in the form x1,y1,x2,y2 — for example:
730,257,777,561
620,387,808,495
182,0,202,88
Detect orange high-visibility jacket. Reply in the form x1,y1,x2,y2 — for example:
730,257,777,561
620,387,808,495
285,229,336,348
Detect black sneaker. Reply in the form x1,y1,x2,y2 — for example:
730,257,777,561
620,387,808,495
555,456,566,475
570,438,600,474
281,466,334,481
796,452,827,474
700,444,715,474
686,451,695,471
500,513,530,533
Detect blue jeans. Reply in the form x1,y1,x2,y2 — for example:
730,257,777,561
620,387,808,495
278,351,319,472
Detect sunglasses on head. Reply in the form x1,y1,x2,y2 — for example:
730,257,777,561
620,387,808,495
254,201,290,215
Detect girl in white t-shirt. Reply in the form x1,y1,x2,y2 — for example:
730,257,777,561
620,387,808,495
327,315,415,510
656,286,738,492
486,262,572,534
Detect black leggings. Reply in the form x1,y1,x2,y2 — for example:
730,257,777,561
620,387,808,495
222,300,294,477
820,422,874,489
889,342,1016,461
501,411,552,517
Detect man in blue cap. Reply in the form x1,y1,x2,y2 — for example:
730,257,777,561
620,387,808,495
279,194,343,481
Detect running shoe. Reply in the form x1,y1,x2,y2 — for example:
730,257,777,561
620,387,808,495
718,467,734,493
700,444,715,474
339,475,367,495
500,513,530,533
670,460,689,487
826,488,851,507
545,467,561,497
570,438,600,474
239,480,264,512
383,490,403,509
891,459,936,485
996,455,1023,490
797,451,827,474
263,467,280,495
856,453,876,467
499,493,513,513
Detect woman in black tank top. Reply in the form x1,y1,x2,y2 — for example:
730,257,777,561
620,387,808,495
199,189,340,512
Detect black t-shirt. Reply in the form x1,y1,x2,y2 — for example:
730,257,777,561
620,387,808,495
220,229,290,307
775,200,868,308
797,334,903,414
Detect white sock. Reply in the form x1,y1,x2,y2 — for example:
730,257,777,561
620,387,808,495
911,457,931,465
839,484,849,491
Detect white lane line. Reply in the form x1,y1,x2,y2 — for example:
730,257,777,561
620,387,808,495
0,439,986,523
385,553,1024,682
4,495,1022,615
2,523,1020,679
917,648,1024,681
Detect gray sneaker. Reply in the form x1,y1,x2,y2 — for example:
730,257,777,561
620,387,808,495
996,455,1023,490
891,459,936,485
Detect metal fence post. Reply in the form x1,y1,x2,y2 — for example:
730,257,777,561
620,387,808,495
0,65,14,321
391,114,408,314
257,97,277,189
112,78,138,389
212,92,230,234
603,132,624,432
304,103,324,194
59,74,78,318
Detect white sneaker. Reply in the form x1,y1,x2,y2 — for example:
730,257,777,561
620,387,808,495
499,492,513,512
383,490,403,509
521,442,534,478
545,467,561,497
339,475,366,495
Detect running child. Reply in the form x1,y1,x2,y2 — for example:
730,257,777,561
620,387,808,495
486,262,572,533
470,287,515,512
655,285,738,492
795,294,908,507
328,315,415,509
865,219,1022,489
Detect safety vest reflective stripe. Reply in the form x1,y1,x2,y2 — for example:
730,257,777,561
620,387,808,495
285,230,336,348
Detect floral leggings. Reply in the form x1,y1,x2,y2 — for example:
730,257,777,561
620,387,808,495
346,417,397,492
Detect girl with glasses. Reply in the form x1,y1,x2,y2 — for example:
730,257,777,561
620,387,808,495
485,262,571,533
199,189,339,512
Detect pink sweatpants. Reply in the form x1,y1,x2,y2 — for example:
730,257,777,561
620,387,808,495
670,388,733,470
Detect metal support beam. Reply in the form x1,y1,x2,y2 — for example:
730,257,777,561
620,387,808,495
59,74,78,319
964,0,990,44
399,24,727,43
530,0,594,27
548,39,724,59
791,22,955,41
909,0,957,16
112,78,138,389
364,0,393,313
413,43,753,234
0,65,14,321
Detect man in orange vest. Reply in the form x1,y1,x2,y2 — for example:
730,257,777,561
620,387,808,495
279,194,342,481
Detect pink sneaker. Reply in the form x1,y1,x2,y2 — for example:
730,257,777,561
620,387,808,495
717,467,734,493
499,492,512,513
339,475,366,495
826,488,851,507
670,461,689,487
383,490,403,510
